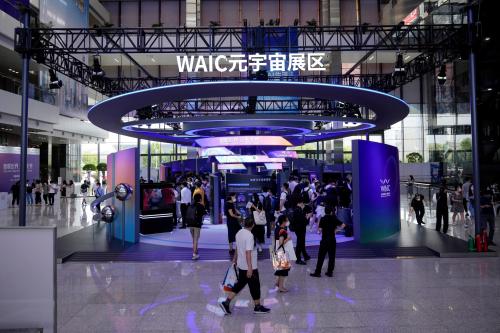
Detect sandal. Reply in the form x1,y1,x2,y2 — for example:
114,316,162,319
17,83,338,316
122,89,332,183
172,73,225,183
278,288,289,293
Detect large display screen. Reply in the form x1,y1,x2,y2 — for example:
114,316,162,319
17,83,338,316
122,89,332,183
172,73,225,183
199,147,234,157
267,150,298,159
264,163,283,170
216,155,286,163
226,173,275,194
140,184,176,212
196,136,292,148
218,163,246,170
352,140,400,243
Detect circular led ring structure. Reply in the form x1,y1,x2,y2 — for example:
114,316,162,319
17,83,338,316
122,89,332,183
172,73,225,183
114,183,133,201
88,81,409,145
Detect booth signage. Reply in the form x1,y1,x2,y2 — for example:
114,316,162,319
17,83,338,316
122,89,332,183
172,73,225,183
176,53,326,73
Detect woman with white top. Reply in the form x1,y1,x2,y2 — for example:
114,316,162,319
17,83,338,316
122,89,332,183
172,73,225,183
48,180,59,206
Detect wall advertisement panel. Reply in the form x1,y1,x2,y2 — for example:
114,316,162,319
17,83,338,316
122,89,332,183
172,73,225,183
0,146,40,192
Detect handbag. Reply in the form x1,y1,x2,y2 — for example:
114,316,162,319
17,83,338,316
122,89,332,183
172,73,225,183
221,263,239,292
253,210,267,226
270,244,291,271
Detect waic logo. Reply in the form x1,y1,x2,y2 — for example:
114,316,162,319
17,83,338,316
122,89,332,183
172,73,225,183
379,178,391,198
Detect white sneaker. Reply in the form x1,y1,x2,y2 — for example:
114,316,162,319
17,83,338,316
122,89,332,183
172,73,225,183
257,246,262,253
192,254,199,260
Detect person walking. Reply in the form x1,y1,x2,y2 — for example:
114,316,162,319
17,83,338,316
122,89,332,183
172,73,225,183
411,194,425,225
291,199,312,265
225,193,242,255
480,189,496,246
94,182,104,211
435,187,449,234
48,180,59,206
67,180,75,199
451,185,465,226
310,206,345,278
218,218,270,315
251,201,267,253
185,193,206,260
9,181,20,207
34,180,42,205
180,182,192,229
42,180,49,205
80,180,89,206
463,178,474,219
193,182,206,207
61,180,67,200
26,180,33,205
407,175,415,199
274,215,292,292
263,188,274,238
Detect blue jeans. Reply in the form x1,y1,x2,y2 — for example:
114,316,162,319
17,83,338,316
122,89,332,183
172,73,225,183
26,193,33,204
467,201,474,218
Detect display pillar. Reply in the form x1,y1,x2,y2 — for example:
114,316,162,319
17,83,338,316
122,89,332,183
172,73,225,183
352,140,401,243
107,147,140,243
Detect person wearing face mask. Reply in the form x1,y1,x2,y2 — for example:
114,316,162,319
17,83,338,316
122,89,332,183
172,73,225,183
411,194,426,225
310,206,345,278
226,193,242,255
274,214,292,292
292,199,312,264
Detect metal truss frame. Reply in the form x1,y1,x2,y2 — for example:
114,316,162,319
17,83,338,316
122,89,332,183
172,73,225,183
14,23,466,96
16,24,465,54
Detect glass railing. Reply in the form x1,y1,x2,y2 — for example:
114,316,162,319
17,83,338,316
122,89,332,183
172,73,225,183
0,72,57,105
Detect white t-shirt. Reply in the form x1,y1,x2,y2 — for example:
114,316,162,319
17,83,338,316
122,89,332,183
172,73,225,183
289,181,298,193
235,228,258,271
181,187,192,204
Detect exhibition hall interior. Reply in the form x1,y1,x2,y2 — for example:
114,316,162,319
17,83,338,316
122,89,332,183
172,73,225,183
1,0,500,332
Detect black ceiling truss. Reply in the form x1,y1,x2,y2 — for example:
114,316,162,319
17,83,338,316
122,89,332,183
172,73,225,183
14,24,467,97
15,24,465,54
128,99,368,121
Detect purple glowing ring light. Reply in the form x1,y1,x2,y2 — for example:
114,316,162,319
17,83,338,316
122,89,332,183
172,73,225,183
88,81,409,145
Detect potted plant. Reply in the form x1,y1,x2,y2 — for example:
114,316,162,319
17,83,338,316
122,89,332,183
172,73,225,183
83,164,96,182
97,163,107,182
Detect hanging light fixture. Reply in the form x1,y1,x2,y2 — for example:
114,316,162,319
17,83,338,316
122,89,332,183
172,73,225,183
437,64,447,85
394,53,405,76
48,69,62,89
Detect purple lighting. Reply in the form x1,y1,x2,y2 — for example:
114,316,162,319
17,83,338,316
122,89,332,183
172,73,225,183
196,136,292,148
268,150,298,159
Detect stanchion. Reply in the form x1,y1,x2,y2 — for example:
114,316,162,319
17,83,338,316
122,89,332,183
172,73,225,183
121,200,126,247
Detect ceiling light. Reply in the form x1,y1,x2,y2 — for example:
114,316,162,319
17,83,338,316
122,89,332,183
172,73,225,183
113,58,119,63
151,57,156,63
368,56,374,61
48,69,62,89
484,37,491,41
394,53,405,76
91,55,105,81
404,55,411,60
437,64,447,85
487,88,493,91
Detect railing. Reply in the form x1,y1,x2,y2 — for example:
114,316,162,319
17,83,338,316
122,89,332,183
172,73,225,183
0,72,56,105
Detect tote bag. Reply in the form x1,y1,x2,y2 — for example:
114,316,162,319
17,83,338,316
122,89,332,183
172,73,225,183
253,210,267,226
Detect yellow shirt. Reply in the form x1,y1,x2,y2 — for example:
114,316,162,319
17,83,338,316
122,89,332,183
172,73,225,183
193,187,205,207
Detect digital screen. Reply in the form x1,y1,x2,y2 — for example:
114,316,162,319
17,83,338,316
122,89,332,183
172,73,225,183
267,150,298,159
264,163,283,170
196,136,292,148
218,163,246,170
352,140,400,243
140,184,176,212
199,147,234,157
216,155,286,163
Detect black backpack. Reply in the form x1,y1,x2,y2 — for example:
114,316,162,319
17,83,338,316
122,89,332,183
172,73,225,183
282,191,292,209
185,205,198,227
301,188,311,204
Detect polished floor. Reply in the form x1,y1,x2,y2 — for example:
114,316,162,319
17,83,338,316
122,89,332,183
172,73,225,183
58,257,500,333
0,196,98,237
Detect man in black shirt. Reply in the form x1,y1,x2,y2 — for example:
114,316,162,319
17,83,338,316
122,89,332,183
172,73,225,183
480,190,496,246
310,206,344,278
292,199,312,265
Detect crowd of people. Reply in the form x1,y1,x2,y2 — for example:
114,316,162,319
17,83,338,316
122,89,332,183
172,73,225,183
407,175,498,247
218,175,352,315
8,178,103,208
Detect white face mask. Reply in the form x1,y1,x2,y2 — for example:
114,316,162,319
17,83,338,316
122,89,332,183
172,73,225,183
285,222,290,227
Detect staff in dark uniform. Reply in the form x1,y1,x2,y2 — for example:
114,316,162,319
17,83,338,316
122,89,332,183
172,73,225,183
310,206,344,278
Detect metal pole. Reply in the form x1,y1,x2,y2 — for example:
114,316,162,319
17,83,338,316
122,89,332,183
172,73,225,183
121,200,125,247
147,140,151,181
19,10,30,227
467,2,481,235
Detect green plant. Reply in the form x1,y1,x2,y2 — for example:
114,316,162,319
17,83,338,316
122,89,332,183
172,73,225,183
406,152,423,163
83,164,96,171
97,163,107,172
